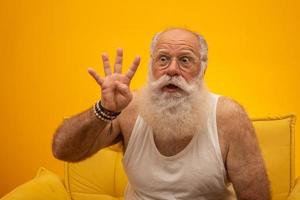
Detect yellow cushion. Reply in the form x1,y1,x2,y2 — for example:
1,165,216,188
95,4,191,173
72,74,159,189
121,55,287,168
65,115,296,200
65,143,127,200
1,167,69,200
253,115,296,200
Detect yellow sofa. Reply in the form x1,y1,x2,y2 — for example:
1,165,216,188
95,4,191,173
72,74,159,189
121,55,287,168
1,115,299,200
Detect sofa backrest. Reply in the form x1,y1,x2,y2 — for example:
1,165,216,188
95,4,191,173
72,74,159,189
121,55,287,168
65,115,296,200
253,115,296,200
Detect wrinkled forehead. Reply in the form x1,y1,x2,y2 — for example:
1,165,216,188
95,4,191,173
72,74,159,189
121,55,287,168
154,29,200,55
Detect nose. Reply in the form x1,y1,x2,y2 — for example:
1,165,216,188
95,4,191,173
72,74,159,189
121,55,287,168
166,58,181,77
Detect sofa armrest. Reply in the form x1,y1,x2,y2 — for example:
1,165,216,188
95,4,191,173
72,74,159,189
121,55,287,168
1,167,70,200
287,177,300,200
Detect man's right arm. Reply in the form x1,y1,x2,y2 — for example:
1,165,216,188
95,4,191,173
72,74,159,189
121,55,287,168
52,107,122,162
52,48,140,162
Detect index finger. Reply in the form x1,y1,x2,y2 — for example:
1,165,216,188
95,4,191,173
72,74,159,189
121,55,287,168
126,56,141,80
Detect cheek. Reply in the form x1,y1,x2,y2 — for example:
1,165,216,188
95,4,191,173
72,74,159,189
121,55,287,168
182,73,194,83
188,66,201,80
151,66,164,80
182,69,201,83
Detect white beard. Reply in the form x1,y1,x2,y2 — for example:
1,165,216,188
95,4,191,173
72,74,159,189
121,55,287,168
138,75,211,141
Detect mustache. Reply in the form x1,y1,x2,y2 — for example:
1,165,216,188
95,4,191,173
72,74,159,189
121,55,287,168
149,75,195,94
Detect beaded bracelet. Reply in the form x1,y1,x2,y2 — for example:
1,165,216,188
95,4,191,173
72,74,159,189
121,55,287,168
98,101,121,116
93,100,121,122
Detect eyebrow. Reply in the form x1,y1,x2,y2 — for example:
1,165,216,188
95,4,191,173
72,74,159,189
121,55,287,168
155,48,197,55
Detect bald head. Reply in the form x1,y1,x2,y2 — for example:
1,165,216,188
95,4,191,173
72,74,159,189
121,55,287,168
156,29,200,52
150,28,208,77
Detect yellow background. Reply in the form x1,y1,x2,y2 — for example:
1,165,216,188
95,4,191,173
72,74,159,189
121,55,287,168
0,0,299,196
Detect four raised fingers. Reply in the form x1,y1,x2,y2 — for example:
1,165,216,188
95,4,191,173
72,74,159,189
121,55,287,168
93,49,140,84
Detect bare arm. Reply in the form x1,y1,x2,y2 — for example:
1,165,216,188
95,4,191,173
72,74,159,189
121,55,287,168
217,97,270,200
52,48,140,162
52,108,121,162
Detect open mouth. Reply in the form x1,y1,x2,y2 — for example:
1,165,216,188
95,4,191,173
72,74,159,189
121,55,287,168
162,84,181,92
165,84,179,89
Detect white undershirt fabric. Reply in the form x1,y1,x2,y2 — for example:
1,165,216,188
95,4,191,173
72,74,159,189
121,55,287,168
123,93,236,200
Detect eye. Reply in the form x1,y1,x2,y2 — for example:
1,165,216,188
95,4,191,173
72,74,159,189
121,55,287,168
179,56,192,68
158,55,170,66
181,57,190,62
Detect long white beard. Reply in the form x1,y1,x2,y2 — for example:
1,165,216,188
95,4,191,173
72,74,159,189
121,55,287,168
138,75,211,141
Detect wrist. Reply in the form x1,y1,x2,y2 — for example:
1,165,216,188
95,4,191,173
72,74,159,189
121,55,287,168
93,100,121,122
100,100,109,110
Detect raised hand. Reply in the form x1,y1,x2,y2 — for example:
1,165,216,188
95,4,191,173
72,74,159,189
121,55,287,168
88,48,140,112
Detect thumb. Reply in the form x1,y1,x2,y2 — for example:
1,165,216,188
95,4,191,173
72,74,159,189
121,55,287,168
115,81,132,99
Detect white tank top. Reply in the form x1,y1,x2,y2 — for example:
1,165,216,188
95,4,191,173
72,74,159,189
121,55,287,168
123,93,236,200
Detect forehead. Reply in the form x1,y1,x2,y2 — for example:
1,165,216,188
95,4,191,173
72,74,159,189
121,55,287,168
154,29,200,54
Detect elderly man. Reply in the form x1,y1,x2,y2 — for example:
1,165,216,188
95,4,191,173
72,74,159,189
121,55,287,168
52,28,270,199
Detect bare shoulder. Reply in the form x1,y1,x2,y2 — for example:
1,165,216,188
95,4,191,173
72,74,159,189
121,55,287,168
217,96,254,139
217,96,250,122
216,96,256,164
